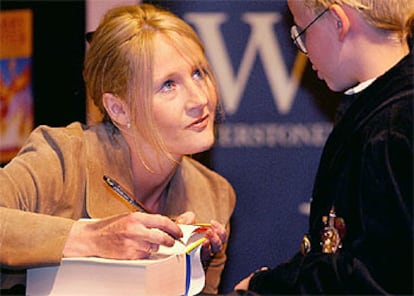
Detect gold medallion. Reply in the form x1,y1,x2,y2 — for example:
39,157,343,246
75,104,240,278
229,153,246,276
320,207,346,254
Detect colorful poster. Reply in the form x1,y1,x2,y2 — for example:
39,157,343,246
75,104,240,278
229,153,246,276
0,9,33,163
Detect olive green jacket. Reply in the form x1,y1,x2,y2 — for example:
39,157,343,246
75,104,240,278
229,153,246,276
0,122,236,294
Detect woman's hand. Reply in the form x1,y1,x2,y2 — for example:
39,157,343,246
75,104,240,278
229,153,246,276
173,211,196,224
174,212,228,267
63,212,183,260
200,220,227,266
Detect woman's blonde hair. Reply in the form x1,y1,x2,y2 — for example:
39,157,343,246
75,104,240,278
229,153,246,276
83,4,220,167
304,0,414,43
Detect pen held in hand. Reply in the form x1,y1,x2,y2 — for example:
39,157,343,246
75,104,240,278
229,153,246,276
103,175,186,245
103,175,154,214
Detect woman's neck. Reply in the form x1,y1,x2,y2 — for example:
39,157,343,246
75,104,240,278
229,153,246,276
129,145,181,214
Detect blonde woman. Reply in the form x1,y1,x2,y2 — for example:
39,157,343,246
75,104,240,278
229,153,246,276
0,4,235,294
235,0,413,294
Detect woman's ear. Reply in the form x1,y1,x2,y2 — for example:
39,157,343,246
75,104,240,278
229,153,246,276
329,4,350,41
102,93,131,127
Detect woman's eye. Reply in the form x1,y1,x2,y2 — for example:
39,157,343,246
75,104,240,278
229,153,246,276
192,67,206,80
160,80,175,92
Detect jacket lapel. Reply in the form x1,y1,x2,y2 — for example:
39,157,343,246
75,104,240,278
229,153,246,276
84,123,134,218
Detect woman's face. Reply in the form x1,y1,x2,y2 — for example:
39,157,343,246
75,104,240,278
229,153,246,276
150,33,217,156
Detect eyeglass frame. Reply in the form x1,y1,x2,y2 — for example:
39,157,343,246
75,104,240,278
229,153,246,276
290,7,330,54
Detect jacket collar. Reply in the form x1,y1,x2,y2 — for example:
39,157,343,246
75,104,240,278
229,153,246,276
84,122,134,218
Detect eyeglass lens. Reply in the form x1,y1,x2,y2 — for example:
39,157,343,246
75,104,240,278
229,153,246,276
290,25,307,54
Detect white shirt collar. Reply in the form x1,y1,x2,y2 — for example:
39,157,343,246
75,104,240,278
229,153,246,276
344,77,377,95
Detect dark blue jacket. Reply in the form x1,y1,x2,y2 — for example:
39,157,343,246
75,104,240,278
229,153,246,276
249,52,413,295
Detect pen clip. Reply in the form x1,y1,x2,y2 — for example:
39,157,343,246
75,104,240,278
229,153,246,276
103,175,154,214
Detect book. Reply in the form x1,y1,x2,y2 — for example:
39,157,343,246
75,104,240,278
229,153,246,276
26,224,209,296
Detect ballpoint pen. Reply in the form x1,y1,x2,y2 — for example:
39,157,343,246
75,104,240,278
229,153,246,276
103,175,188,245
103,175,154,214
103,175,212,227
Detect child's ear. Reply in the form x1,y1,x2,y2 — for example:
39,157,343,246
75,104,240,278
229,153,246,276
330,4,350,41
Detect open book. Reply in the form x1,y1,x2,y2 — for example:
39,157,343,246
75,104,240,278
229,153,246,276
26,224,209,296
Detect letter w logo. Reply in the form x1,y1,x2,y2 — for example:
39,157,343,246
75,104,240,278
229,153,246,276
185,12,307,115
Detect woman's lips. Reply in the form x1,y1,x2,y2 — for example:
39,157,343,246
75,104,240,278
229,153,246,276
187,114,209,130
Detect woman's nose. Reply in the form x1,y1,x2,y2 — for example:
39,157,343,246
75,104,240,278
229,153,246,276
186,81,208,109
